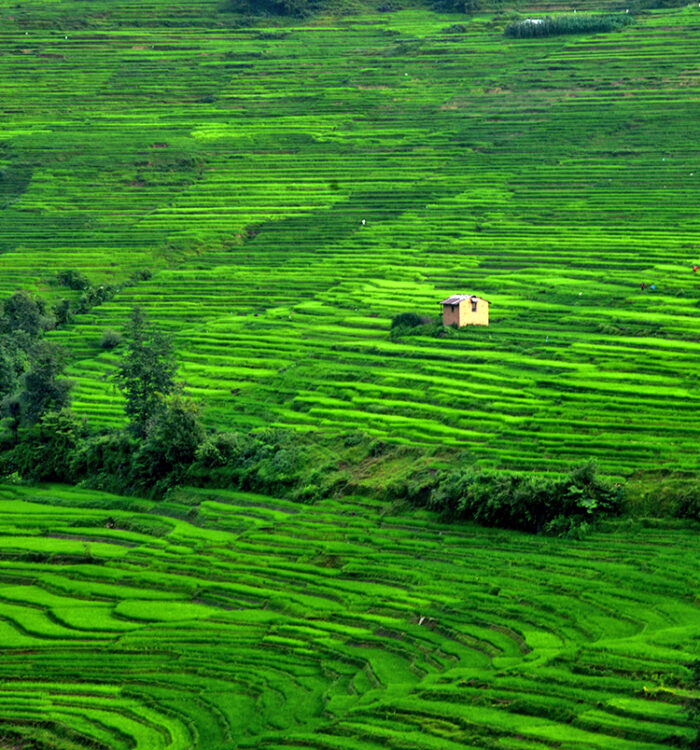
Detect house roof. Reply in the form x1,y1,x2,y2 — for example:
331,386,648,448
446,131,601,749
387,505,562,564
440,294,490,305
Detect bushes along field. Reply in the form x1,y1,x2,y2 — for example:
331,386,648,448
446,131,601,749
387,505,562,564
0,296,634,532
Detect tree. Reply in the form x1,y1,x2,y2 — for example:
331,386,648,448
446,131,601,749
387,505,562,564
222,0,314,16
433,0,480,14
0,291,51,338
18,340,74,426
0,338,27,401
132,395,205,491
115,307,177,435
10,410,83,482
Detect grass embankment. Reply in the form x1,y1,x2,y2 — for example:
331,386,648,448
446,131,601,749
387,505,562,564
0,482,697,749
0,2,699,476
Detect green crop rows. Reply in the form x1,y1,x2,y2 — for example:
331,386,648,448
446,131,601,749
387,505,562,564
1,0,699,472
0,482,697,748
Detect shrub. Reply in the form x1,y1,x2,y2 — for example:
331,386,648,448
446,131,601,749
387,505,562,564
427,461,623,535
130,268,153,282
390,312,441,339
9,410,84,482
433,0,480,13
627,477,700,521
391,312,424,329
131,396,206,494
69,431,138,493
76,284,118,314
188,428,311,495
53,298,73,327
441,23,469,33
222,0,316,16
56,269,89,290
17,340,73,426
114,307,176,435
100,329,122,350
0,291,52,338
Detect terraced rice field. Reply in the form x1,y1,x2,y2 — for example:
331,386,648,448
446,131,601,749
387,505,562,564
0,482,697,749
1,0,700,473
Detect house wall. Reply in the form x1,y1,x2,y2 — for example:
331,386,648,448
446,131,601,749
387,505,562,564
459,299,489,327
442,304,460,326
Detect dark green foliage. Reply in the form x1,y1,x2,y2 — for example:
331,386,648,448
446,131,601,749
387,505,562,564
222,0,318,17
0,164,32,209
52,298,73,327
627,476,700,522
16,341,74,427
69,430,138,493
390,312,424,329
7,411,84,482
0,293,72,441
131,396,206,494
632,0,687,7
75,283,118,314
671,485,700,522
684,661,700,749
427,461,623,535
189,427,309,494
441,23,469,33
433,0,480,14
194,430,259,470
114,307,177,436
222,0,411,17
0,291,52,339
130,268,153,283
56,269,90,291
389,312,442,339
0,346,18,401
99,329,122,350
0,337,28,402
386,465,441,505
505,14,634,38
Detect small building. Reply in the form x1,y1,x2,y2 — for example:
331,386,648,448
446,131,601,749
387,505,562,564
440,294,489,327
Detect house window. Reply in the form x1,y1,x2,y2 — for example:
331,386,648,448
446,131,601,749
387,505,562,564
471,299,477,312
451,305,456,312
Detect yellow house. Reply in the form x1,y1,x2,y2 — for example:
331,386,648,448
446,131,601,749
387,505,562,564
440,294,489,327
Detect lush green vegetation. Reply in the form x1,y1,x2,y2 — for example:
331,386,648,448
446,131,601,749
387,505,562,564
0,1,699,746
505,13,635,37
0,296,630,534
1,0,699,479
0,482,696,749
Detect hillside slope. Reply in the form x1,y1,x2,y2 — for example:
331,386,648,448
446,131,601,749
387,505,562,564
1,0,699,474
0,483,697,749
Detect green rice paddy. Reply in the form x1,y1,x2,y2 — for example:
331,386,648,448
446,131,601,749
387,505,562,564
1,0,699,473
1,6,700,744
0,482,697,748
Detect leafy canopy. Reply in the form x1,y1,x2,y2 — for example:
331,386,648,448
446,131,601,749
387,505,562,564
114,307,177,435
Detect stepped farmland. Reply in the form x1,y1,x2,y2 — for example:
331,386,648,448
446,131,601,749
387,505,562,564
1,1,700,473
1,4,699,747
0,483,697,749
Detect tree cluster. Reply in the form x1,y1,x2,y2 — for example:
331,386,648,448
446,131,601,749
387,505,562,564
0,299,201,495
504,14,634,38
0,291,72,433
425,461,624,536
